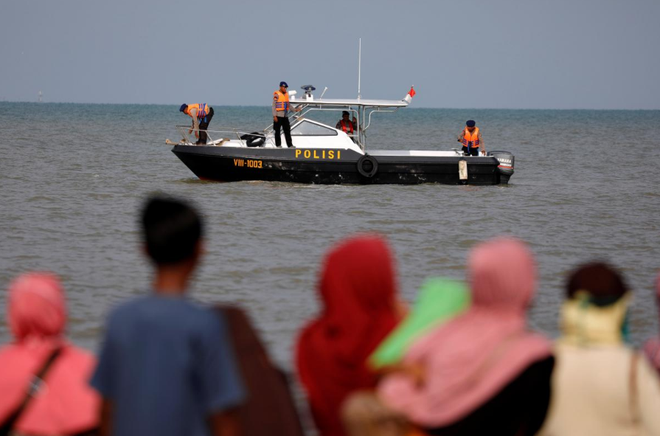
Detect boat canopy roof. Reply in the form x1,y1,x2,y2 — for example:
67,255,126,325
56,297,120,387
290,97,410,108
274,86,415,150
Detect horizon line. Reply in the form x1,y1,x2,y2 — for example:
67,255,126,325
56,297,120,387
0,100,659,111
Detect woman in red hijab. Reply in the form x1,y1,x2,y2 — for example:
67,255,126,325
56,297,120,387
0,273,100,435
296,234,402,436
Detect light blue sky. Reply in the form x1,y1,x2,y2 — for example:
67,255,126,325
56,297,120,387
2,0,658,109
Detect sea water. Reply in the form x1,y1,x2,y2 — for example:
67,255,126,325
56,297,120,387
0,102,659,367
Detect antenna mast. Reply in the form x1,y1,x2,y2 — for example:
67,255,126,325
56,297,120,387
357,38,362,100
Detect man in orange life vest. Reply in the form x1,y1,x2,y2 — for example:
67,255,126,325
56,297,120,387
336,111,357,140
180,103,214,145
272,81,301,148
458,120,485,156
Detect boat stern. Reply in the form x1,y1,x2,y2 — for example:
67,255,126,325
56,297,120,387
488,150,515,184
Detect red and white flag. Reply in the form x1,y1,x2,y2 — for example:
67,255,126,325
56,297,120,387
404,86,416,103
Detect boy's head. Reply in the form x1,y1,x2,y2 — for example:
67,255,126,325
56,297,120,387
141,196,203,266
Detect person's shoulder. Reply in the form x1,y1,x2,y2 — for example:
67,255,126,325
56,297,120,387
180,304,226,342
110,294,151,312
61,343,98,371
527,355,555,373
0,343,26,366
105,295,157,324
176,299,222,329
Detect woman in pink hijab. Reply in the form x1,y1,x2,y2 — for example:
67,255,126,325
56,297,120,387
0,273,100,435
378,237,554,435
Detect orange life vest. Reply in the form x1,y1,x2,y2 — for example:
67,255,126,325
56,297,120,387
340,120,354,134
184,103,208,119
274,91,290,113
461,127,480,148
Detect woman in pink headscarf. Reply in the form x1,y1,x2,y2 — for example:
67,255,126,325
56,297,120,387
0,273,100,435
378,237,554,435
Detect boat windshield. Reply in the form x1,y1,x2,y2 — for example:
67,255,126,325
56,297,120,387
291,120,338,137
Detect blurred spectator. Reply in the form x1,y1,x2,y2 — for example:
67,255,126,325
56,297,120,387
378,237,553,436
90,196,245,436
216,305,306,436
643,271,660,374
296,234,403,436
0,273,100,435
342,278,470,436
538,262,660,436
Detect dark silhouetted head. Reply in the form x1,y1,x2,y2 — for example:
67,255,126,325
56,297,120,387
566,262,628,304
141,196,203,266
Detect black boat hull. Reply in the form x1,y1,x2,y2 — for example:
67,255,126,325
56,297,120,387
172,145,512,185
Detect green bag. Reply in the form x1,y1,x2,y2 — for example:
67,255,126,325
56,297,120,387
368,277,470,369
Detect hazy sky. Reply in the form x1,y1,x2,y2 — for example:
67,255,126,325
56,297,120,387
2,0,658,109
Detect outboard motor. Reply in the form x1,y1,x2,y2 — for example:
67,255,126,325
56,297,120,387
488,150,515,184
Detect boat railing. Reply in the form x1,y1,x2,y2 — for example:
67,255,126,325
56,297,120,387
175,99,402,150
175,125,270,147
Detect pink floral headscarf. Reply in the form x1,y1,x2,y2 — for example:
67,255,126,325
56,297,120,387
378,237,552,428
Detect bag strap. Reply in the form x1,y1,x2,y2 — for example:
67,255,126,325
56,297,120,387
629,351,640,427
0,347,62,435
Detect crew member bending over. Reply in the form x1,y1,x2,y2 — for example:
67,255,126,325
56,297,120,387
180,103,214,145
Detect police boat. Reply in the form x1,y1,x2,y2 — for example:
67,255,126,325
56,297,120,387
168,87,514,185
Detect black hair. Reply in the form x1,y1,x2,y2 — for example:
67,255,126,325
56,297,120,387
566,262,628,304
141,195,203,265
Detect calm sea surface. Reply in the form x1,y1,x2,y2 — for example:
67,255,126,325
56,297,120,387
1,102,659,368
